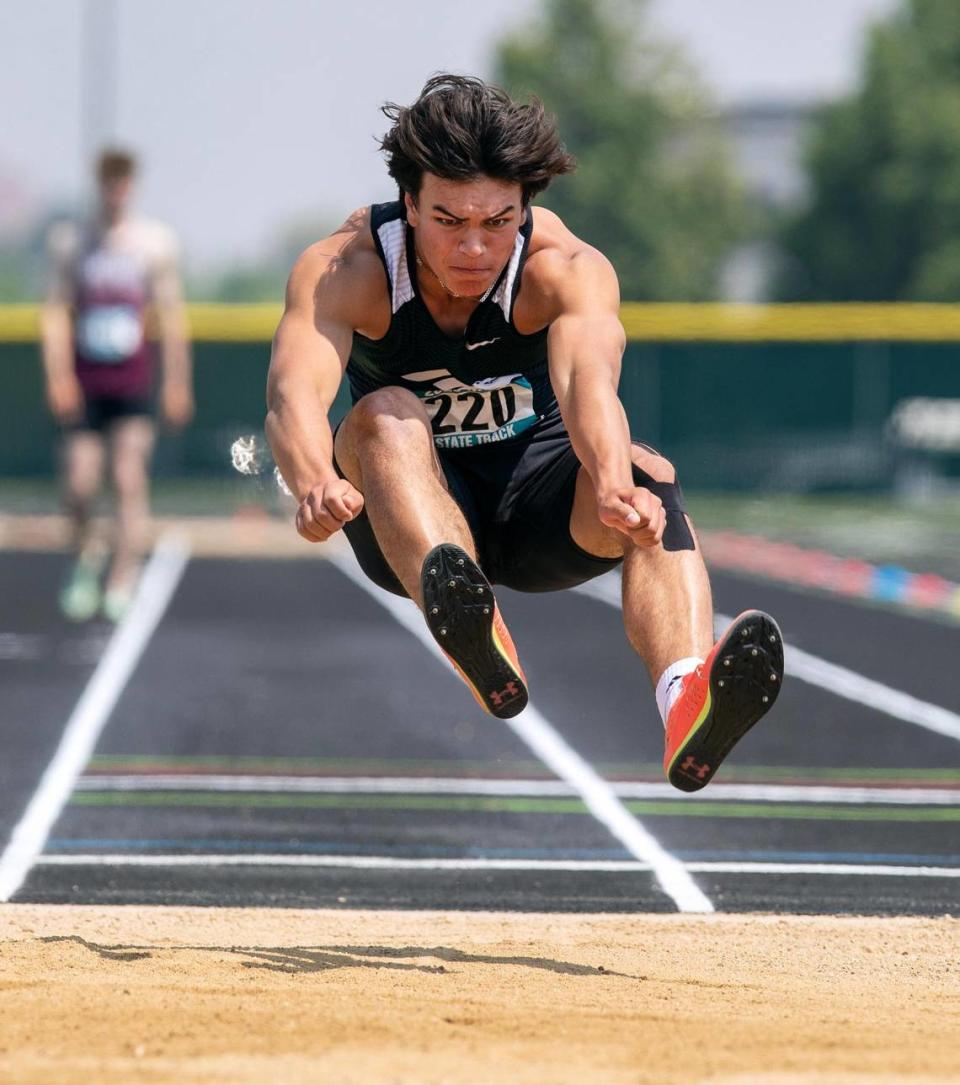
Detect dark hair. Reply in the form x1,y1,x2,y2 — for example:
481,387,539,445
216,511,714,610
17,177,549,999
96,148,137,182
380,74,575,206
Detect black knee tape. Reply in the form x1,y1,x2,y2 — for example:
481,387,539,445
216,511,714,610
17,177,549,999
630,464,695,552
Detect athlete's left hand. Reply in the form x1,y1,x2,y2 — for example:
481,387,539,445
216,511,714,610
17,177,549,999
161,383,195,429
597,486,665,548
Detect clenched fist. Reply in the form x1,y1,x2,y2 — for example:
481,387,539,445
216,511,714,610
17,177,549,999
161,382,194,429
597,485,665,548
46,376,84,424
295,478,364,543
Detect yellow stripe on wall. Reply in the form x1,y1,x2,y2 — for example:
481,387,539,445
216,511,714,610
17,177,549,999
6,302,960,343
184,303,283,341
618,303,960,341
0,305,42,342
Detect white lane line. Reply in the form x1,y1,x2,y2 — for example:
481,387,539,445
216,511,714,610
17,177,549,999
781,641,960,744
330,552,713,913
573,575,960,745
33,853,960,878
0,533,191,902
686,861,960,877
73,774,960,806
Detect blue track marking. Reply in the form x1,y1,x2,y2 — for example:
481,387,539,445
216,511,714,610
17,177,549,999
5,554,959,914
44,839,960,868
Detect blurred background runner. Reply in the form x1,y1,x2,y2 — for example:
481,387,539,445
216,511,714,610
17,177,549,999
40,148,193,622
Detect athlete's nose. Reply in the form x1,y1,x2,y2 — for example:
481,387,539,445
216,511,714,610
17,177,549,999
458,231,485,259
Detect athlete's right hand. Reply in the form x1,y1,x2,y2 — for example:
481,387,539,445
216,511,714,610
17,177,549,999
597,485,665,548
46,376,84,424
295,479,364,543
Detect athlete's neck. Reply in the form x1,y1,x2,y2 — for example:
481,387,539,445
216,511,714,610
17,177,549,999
413,248,488,303
99,206,129,231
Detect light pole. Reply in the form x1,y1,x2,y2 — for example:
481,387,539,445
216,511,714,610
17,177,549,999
80,0,119,174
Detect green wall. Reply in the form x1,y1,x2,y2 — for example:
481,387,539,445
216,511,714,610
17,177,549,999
6,339,959,489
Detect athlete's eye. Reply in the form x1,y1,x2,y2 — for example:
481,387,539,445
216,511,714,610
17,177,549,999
487,218,510,228
435,218,459,227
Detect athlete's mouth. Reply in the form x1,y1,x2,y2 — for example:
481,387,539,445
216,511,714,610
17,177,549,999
449,266,492,276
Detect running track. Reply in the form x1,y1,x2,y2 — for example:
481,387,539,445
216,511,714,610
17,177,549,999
1,541,958,915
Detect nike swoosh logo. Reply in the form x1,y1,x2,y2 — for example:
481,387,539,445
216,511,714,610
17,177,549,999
464,338,501,351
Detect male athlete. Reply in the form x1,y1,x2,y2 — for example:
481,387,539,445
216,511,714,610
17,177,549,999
266,75,783,792
42,148,193,622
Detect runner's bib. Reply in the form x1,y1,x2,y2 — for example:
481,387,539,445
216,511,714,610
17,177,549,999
406,369,539,448
75,304,144,363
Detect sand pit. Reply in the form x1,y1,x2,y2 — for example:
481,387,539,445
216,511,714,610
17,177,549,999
0,906,958,1083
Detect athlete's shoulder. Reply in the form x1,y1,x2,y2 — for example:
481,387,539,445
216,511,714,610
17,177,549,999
129,217,181,265
286,206,388,330
45,218,80,262
522,207,619,319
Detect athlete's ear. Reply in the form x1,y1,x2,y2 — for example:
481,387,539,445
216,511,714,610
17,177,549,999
404,191,420,227
519,205,528,226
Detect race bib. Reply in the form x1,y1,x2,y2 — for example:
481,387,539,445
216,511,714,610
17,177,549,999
76,305,143,363
406,370,538,448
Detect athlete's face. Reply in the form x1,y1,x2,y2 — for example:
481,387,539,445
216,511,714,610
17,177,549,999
99,174,134,221
406,174,526,298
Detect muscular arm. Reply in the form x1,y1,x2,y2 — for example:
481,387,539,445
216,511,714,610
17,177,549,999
547,249,630,491
266,218,378,541
266,249,352,496
40,223,82,422
546,247,663,545
151,235,193,427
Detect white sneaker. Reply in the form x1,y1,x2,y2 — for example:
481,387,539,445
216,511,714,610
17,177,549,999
101,583,135,623
59,560,102,622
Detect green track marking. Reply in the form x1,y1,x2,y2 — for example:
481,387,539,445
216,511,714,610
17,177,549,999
70,792,960,821
85,755,558,777
85,756,960,785
623,801,960,822
71,792,588,814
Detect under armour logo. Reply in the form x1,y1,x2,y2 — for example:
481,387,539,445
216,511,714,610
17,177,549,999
680,755,711,780
490,681,520,707
465,338,500,351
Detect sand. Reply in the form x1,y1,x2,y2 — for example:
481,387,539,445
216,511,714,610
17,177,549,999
0,906,958,1084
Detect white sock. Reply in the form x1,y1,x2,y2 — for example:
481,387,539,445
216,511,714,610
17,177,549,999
655,657,703,728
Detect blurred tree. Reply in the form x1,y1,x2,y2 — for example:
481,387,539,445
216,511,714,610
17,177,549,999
195,265,286,303
190,213,334,301
494,0,747,300
779,0,960,300
0,207,77,302
0,249,31,301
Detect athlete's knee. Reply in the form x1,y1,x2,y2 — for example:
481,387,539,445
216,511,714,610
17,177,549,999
630,441,676,483
629,441,694,552
65,463,100,498
342,388,434,466
112,455,149,496
351,387,430,432
65,449,102,498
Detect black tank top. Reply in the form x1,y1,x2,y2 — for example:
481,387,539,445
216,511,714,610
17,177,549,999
347,201,557,450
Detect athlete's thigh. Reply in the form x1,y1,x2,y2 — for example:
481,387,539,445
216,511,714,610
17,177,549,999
62,428,106,488
332,388,436,488
109,413,155,467
332,441,481,597
486,421,621,592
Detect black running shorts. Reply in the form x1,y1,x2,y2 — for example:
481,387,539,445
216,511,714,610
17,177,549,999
334,409,639,597
63,393,152,434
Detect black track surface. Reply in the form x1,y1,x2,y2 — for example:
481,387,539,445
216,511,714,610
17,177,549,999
2,550,958,915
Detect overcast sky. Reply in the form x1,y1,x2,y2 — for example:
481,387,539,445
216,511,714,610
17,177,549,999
1,0,898,272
